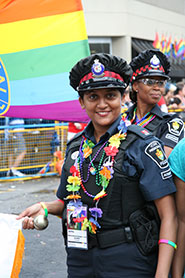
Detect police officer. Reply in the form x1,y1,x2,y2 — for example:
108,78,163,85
127,49,184,157
17,54,177,278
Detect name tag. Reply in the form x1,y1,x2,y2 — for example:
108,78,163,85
67,204,88,250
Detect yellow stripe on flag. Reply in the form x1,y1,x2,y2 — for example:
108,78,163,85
11,230,25,278
0,11,87,54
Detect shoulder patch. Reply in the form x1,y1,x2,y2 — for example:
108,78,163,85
127,125,151,139
167,118,184,137
145,140,168,169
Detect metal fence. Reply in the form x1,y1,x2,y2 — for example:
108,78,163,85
0,123,68,181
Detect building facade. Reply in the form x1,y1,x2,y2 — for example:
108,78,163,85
82,0,185,80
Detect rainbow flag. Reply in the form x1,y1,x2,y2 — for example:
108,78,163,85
182,43,185,60
0,0,90,122
153,32,161,51
165,36,172,57
176,39,185,58
161,34,167,54
172,39,178,58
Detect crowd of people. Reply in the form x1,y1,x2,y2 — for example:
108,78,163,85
15,49,185,278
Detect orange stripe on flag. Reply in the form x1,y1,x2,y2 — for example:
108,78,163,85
0,0,83,23
11,230,25,278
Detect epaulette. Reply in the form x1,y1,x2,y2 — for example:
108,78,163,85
127,125,152,139
119,125,152,151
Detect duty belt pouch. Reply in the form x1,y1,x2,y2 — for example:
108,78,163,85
129,203,160,256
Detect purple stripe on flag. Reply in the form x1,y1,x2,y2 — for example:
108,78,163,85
4,100,90,122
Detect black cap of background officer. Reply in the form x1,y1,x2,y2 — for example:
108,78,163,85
69,53,133,97
129,49,171,102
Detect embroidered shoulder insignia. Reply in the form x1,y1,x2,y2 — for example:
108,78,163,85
167,118,184,137
145,140,169,169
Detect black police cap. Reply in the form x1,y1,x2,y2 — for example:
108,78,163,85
130,49,171,83
69,53,133,92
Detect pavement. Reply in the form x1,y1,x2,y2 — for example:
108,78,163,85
0,176,68,278
1,176,184,278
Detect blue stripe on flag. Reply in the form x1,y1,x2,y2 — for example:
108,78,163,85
10,72,78,105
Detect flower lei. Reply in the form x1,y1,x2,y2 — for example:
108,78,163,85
66,113,130,234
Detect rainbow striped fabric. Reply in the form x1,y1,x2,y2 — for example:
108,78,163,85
0,0,90,122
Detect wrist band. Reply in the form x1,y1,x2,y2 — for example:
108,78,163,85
40,202,48,217
57,199,64,205
158,239,177,249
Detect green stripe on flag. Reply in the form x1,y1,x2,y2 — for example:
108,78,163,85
1,40,90,81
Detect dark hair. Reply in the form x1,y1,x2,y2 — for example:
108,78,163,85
129,88,137,103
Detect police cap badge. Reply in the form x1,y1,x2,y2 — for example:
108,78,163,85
130,49,170,83
69,53,133,93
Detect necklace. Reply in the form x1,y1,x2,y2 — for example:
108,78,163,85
129,107,156,127
78,137,108,184
65,114,130,234
137,114,156,127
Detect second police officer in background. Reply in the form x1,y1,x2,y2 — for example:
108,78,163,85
18,53,177,278
126,49,184,157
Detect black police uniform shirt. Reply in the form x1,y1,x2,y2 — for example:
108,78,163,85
57,116,176,205
126,104,184,148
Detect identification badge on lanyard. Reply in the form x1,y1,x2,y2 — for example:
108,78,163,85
66,204,88,250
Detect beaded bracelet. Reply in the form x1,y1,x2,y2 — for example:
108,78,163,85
158,239,177,249
40,202,48,217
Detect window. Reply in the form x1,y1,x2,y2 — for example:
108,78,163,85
88,37,112,54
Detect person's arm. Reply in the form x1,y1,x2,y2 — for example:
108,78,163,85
154,194,177,278
171,175,185,278
16,199,64,229
164,145,173,158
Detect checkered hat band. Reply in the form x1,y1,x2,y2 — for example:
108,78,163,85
79,71,124,85
131,65,165,81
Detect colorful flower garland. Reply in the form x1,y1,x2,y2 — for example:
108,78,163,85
65,114,130,234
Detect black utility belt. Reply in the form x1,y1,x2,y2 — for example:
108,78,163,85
88,206,160,255
64,204,160,255
88,226,133,249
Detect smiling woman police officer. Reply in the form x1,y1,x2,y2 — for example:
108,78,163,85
126,49,184,157
17,53,177,278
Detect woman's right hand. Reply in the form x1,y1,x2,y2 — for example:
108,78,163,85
16,203,45,229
